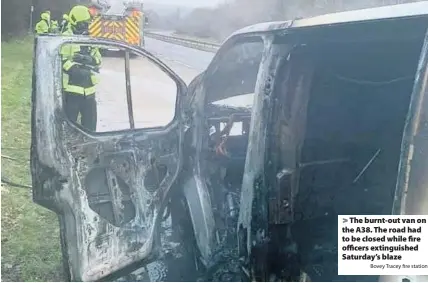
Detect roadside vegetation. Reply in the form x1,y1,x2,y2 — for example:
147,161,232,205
1,0,94,279
2,0,89,40
1,37,63,282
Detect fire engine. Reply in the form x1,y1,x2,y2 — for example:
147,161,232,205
88,0,148,53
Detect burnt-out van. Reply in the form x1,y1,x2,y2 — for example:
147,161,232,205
31,2,428,281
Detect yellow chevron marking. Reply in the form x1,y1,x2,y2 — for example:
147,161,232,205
125,16,140,44
89,17,102,37
126,20,139,34
91,21,102,32
90,16,141,45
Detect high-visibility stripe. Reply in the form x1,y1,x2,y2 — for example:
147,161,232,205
63,60,75,71
90,15,141,46
90,16,101,27
89,16,102,37
126,16,140,45
64,83,97,96
85,86,96,95
90,22,102,34
64,84,85,95
114,32,125,41
126,20,139,35
125,16,140,45
91,75,100,85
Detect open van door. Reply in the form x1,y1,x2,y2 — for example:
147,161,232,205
30,35,188,281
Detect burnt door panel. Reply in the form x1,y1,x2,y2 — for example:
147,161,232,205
384,29,428,283
267,52,315,225
30,36,186,281
394,28,428,216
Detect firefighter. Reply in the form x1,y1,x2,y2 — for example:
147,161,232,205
60,14,69,33
35,10,51,34
61,5,102,132
50,20,59,33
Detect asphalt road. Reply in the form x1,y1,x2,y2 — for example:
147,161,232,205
95,38,213,132
144,37,214,72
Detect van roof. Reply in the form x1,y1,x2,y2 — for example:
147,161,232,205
230,2,428,38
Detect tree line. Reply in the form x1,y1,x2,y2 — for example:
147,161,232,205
1,0,89,40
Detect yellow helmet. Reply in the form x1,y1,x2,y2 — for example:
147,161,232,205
41,11,50,21
68,5,91,26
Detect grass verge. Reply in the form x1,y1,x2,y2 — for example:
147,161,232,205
1,37,64,281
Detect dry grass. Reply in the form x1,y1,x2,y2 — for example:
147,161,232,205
1,37,64,281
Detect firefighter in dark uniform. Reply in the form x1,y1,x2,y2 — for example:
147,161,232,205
61,5,102,131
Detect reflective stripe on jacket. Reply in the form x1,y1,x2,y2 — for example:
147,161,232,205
60,28,102,95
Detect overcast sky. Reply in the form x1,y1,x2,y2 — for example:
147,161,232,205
144,0,226,7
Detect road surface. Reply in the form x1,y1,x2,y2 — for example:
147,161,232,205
94,38,214,132
145,37,214,71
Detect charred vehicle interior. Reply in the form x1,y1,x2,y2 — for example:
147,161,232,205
181,12,428,282
165,37,265,281
203,37,263,249
257,16,428,281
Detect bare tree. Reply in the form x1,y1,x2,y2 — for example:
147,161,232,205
1,0,89,40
